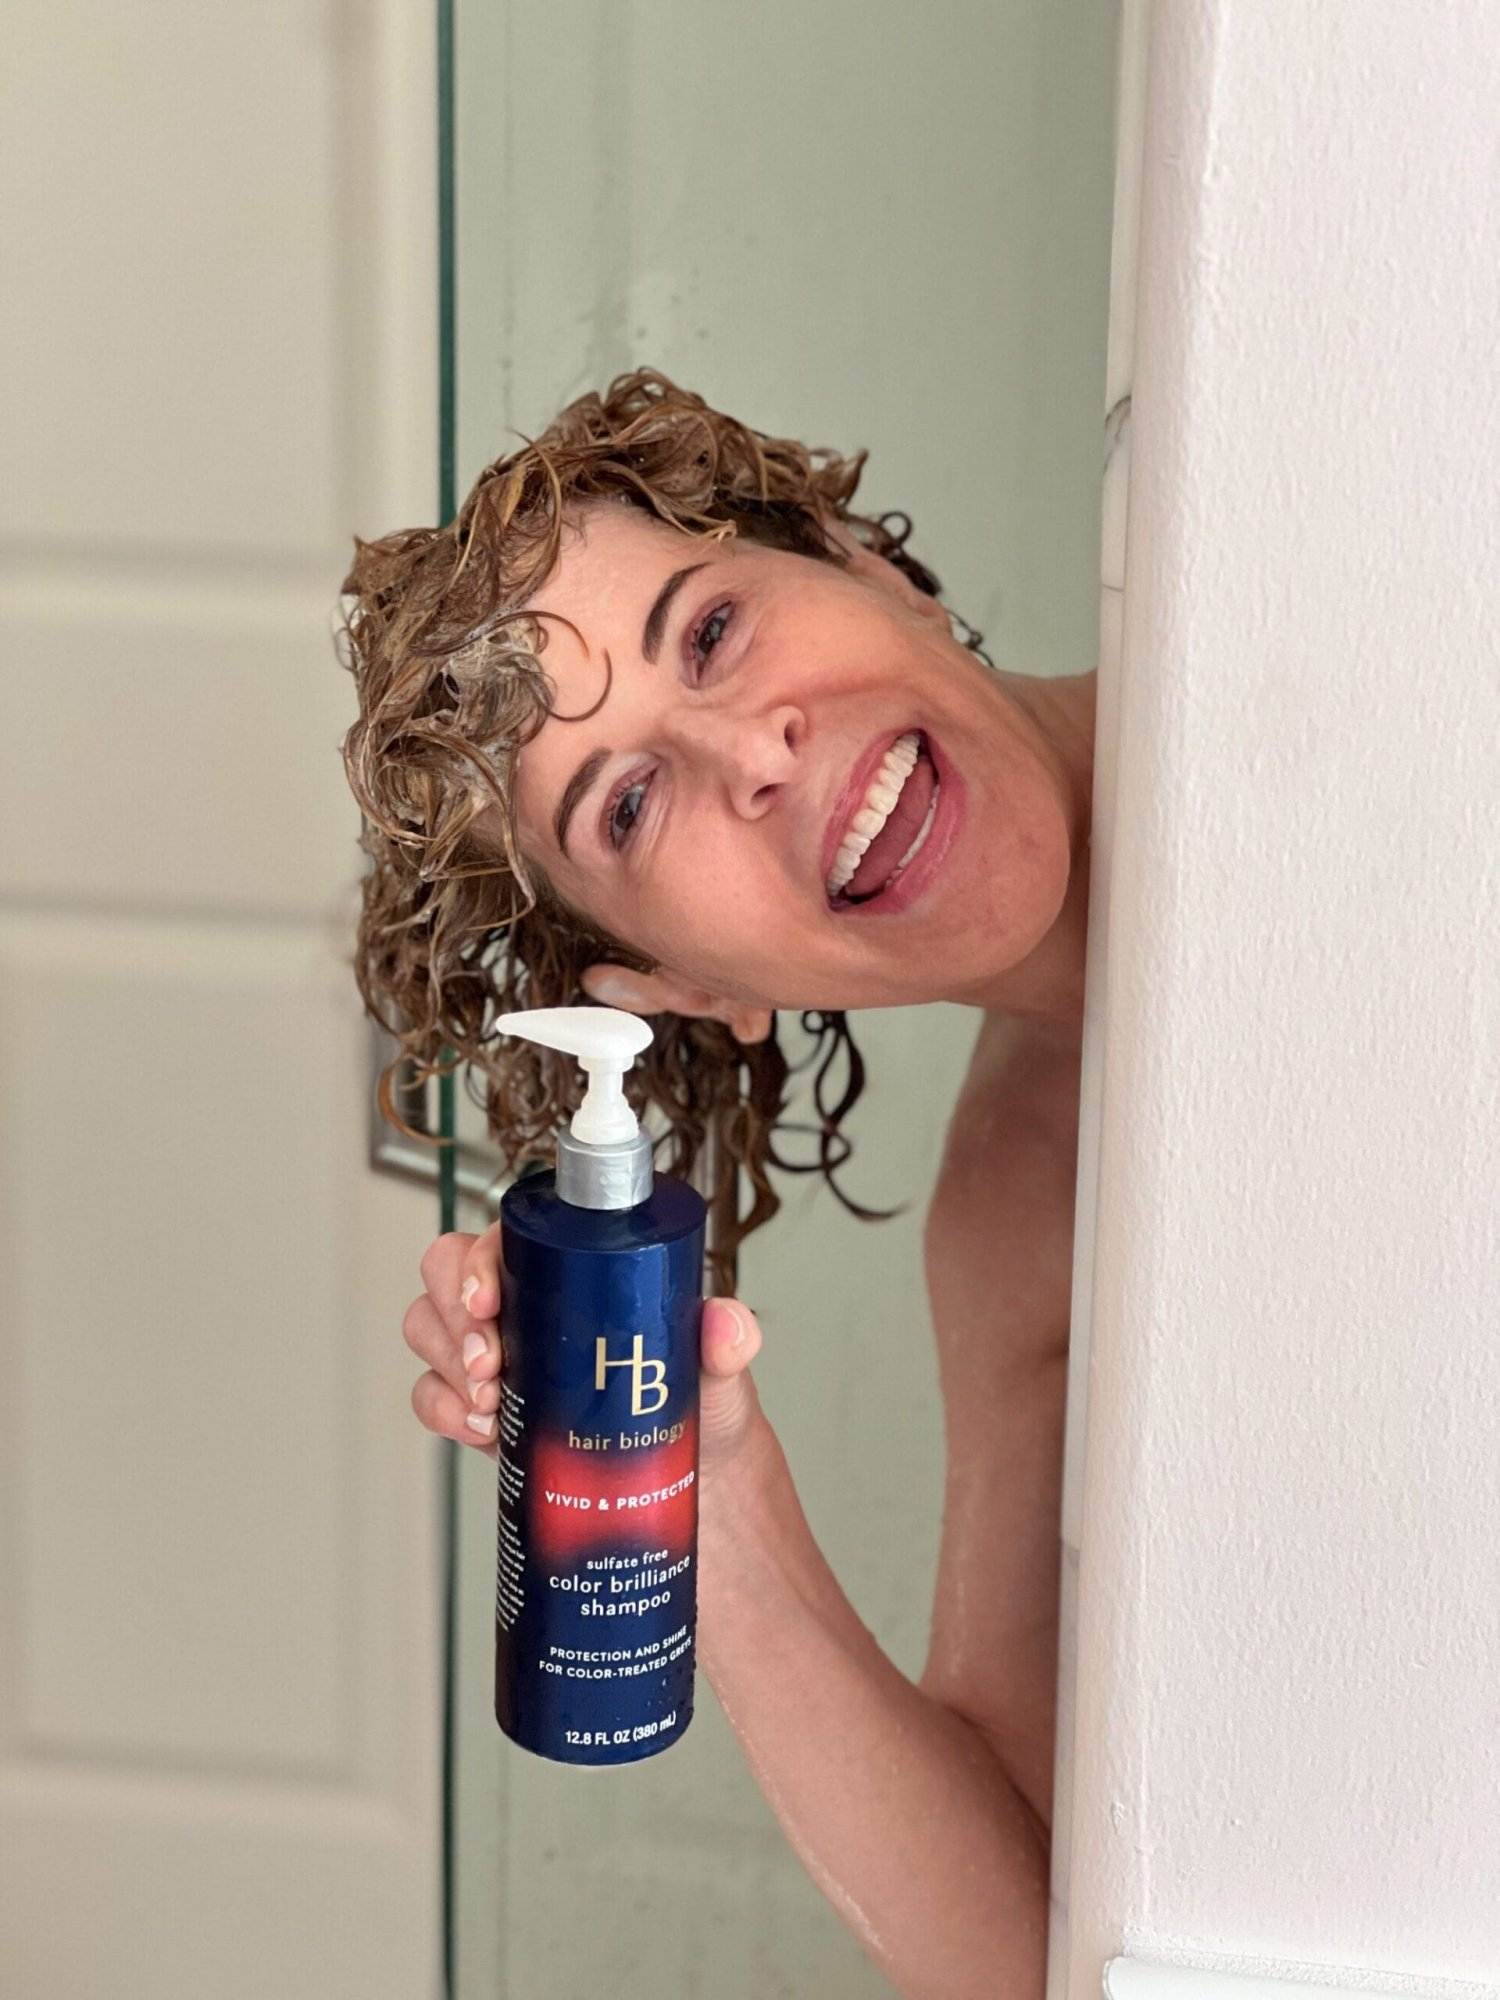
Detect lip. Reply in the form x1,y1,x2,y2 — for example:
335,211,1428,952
821,728,964,917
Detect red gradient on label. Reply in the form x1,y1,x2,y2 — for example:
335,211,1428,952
528,1414,699,1563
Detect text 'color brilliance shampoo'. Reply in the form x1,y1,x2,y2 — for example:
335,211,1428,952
490,1006,705,1766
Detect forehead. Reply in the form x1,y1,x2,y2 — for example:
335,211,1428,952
526,500,728,628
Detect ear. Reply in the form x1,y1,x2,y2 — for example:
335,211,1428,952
579,962,773,1045
815,508,951,634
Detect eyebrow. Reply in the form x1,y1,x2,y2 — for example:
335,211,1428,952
552,746,612,861
644,560,709,664
551,561,711,859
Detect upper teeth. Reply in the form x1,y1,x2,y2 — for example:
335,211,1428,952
826,730,939,898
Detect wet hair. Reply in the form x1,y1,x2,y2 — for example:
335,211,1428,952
336,367,991,1294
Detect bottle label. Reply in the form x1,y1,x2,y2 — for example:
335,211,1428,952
495,1304,700,1764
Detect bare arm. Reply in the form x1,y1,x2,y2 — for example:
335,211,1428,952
698,1414,1049,2000
916,1016,1080,1829
693,1019,1080,1992
407,1208,1057,1997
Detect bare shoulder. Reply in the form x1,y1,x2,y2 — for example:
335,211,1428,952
924,1010,1082,1372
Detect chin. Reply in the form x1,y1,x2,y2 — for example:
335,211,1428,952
938,830,1076,982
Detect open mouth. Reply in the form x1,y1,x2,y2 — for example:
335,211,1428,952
825,729,943,910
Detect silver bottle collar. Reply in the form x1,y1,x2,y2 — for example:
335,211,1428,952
555,1125,654,1210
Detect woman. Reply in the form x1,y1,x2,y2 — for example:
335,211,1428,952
339,369,1093,1999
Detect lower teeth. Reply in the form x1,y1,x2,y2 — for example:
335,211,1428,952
896,784,941,870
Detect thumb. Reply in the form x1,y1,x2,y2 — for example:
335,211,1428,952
698,1296,766,1463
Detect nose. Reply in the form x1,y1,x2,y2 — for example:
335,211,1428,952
683,702,807,819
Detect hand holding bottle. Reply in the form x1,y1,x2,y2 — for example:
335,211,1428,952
403,1221,769,1470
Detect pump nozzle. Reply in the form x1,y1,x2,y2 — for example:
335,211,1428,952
491,1006,653,1147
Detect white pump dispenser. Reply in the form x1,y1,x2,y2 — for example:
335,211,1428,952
491,1005,656,1210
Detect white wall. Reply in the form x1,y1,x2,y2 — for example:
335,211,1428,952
1058,3,1500,1991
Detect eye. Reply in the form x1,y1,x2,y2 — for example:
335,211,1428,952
688,599,735,676
605,771,652,852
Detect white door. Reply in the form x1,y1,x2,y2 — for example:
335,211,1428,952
0,6,445,1995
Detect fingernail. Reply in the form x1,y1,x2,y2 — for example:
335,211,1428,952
728,1301,751,1347
466,1412,497,1439
462,1331,486,1371
461,1276,482,1313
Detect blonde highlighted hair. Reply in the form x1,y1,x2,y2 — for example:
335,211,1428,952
335,367,990,1293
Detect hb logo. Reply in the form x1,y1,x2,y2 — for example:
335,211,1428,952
595,1333,668,1415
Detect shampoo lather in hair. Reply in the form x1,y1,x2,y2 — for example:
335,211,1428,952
489,1006,705,1765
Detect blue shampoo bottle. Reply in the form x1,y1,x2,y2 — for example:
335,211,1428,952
489,1005,706,1765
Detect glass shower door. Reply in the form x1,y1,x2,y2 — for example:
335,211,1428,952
435,3,1120,1992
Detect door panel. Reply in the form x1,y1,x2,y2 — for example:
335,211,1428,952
0,3,444,1994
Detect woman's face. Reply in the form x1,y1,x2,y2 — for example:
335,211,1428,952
508,500,1079,1012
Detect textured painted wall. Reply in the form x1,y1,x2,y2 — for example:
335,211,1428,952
1061,4,1500,1991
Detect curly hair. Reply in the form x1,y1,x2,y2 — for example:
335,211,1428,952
336,367,992,1295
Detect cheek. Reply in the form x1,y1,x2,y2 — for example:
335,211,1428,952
628,841,790,993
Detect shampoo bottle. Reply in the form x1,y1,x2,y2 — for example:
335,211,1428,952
489,1005,705,1765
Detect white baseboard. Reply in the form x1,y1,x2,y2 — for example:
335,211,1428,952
1105,1961,1500,2000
